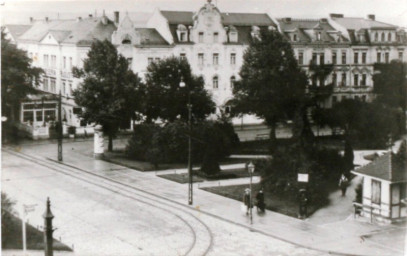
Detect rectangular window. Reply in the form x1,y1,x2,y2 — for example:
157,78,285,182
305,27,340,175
213,32,219,43
155,58,160,62
69,57,73,69
23,111,34,123
51,55,56,68
320,53,325,65
230,53,236,65
332,52,337,64
377,52,381,63
362,52,367,64
342,52,346,64
354,52,359,64
354,74,359,86
213,53,219,65
180,53,186,60
399,52,404,61
62,81,66,95
69,83,73,95
43,77,49,91
332,73,337,86
332,96,337,105
372,180,381,204
312,53,317,64
298,52,304,65
361,95,367,102
44,54,49,67
63,56,66,69
361,74,366,86
127,58,133,69
50,79,56,93
199,32,204,43
148,58,153,65
36,110,43,122
229,32,238,42
341,73,346,86
198,53,204,65
385,52,389,63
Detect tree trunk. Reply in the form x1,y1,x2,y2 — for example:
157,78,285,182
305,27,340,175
108,134,113,152
269,123,277,154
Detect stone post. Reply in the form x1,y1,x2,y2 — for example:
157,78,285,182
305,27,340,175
94,124,104,159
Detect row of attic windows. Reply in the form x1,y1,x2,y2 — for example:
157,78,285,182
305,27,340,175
176,25,265,43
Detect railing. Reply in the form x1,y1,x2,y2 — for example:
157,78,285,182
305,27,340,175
334,86,373,92
353,202,390,223
61,70,73,79
44,68,57,77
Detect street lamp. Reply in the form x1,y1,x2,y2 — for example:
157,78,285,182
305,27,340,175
297,170,309,219
248,161,255,224
57,91,63,161
180,76,193,205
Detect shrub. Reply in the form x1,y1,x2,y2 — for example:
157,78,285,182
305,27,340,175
126,123,159,160
67,126,76,135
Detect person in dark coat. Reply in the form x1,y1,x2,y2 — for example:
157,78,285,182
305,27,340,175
339,174,349,196
256,189,265,213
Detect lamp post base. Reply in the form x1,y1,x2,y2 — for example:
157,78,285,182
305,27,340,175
94,153,104,160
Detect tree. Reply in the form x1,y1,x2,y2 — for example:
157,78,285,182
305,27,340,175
142,56,216,123
230,29,308,151
1,30,43,121
373,60,407,133
73,40,143,151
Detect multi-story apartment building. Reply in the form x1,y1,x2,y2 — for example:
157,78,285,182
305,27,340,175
5,0,407,137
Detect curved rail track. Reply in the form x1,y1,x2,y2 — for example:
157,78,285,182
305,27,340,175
4,148,214,256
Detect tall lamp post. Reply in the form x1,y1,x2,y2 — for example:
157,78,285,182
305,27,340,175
248,161,255,224
57,91,63,161
180,77,193,205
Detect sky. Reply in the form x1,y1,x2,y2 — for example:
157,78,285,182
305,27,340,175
1,0,406,27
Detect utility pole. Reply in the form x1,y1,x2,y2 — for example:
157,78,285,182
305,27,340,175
43,197,54,256
58,91,63,161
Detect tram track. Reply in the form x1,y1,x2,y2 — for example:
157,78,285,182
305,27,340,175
3,148,214,256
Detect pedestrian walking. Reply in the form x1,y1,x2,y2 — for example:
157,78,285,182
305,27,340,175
255,189,265,213
243,188,251,215
339,174,349,196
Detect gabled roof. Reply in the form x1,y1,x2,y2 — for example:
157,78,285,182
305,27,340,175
353,152,407,182
5,24,32,40
18,17,116,46
332,17,397,30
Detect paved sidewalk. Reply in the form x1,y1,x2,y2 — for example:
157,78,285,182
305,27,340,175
7,140,405,256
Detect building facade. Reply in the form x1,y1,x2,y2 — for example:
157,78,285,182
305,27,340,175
5,0,407,133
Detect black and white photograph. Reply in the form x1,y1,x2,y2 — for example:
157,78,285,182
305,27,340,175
1,0,406,255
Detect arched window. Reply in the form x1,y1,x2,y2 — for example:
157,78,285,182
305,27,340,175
177,24,188,42
374,32,378,42
293,34,297,41
230,76,236,89
213,76,219,89
381,32,385,42
387,33,391,42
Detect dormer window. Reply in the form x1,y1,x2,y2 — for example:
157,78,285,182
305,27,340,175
177,24,188,42
121,34,132,44
251,26,260,40
227,25,238,43
293,34,297,42
317,32,321,41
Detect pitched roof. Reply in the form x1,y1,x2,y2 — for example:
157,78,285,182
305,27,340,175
18,17,116,46
135,28,169,46
160,10,275,26
353,152,407,182
5,24,32,40
332,17,397,30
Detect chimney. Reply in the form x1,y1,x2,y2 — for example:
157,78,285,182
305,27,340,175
45,17,49,22
329,13,344,19
114,11,119,24
29,17,34,23
320,18,328,23
89,14,93,18
368,14,375,21
77,17,82,22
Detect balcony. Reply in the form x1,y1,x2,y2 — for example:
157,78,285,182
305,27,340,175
44,68,57,77
333,85,372,93
61,70,73,79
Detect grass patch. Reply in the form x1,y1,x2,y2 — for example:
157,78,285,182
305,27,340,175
158,173,205,184
2,211,72,251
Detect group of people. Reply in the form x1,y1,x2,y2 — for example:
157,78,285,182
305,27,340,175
243,188,265,215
